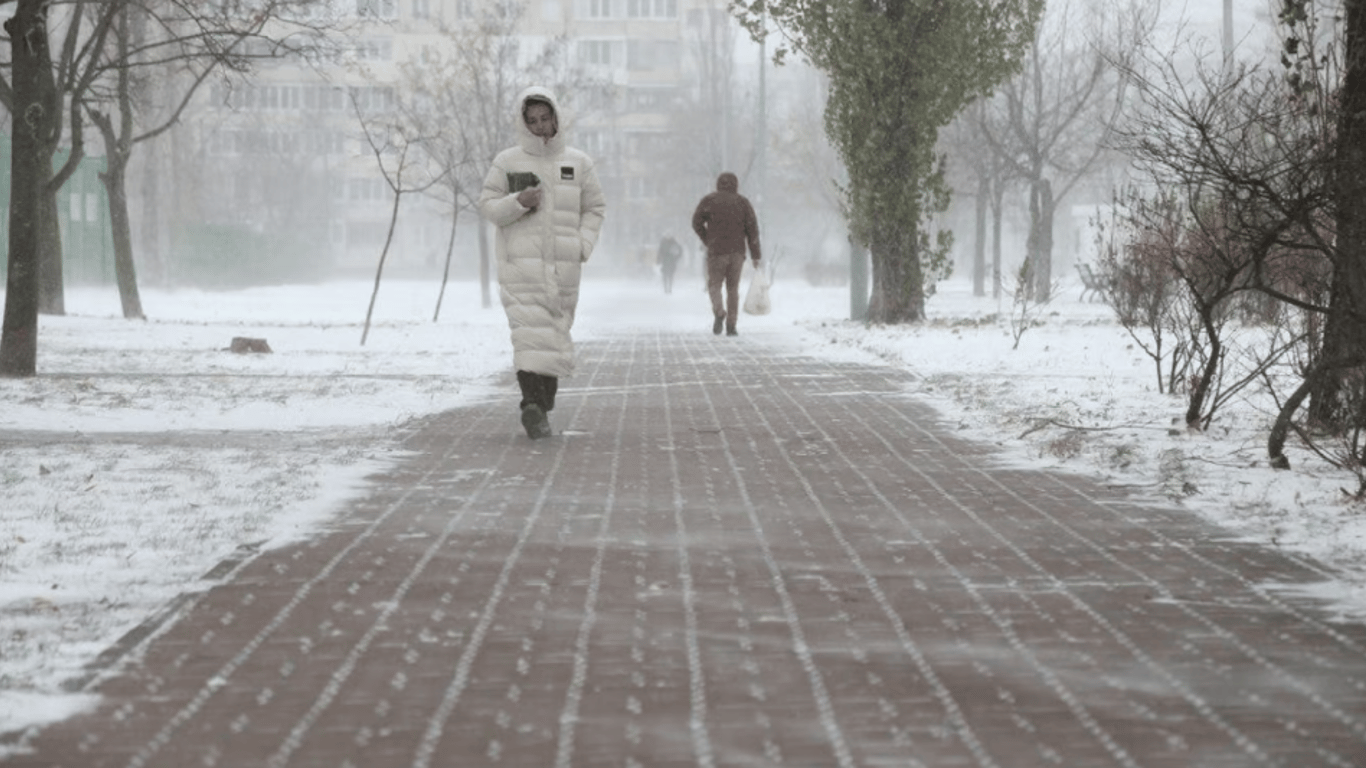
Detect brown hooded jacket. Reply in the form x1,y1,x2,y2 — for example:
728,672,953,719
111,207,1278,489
691,172,761,261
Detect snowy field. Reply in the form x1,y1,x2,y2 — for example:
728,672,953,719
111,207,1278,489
2,266,1364,743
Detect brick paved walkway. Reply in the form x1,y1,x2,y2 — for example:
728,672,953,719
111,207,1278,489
9,331,1366,767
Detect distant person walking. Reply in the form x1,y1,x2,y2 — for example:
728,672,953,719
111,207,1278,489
657,231,683,294
691,172,761,336
478,86,606,439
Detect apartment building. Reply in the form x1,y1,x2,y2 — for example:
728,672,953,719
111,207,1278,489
176,0,742,283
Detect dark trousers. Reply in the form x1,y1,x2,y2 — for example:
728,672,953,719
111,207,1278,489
707,252,746,327
517,370,558,411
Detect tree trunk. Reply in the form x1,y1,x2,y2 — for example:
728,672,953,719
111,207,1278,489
850,236,869,321
1184,306,1223,428
1,0,59,377
90,98,147,321
1027,177,1054,301
361,190,404,346
1269,369,1319,469
479,217,492,309
1313,0,1366,425
2,137,44,376
433,197,459,322
866,230,925,323
991,182,1005,300
141,143,164,285
37,190,64,315
101,157,146,320
973,175,988,297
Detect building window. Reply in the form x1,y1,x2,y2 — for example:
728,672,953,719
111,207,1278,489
583,0,613,18
302,85,347,111
354,37,393,61
686,6,727,28
627,39,679,71
579,129,609,157
578,86,618,112
349,177,391,202
349,85,396,113
627,86,676,110
455,0,518,19
412,0,430,17
577,39,617,66
348,220,392,246
303,131,343,155
626,0,675,19
357,0,398,19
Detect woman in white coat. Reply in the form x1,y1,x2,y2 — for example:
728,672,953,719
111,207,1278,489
478,86,606,439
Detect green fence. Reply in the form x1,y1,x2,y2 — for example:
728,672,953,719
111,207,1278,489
0,133,116,285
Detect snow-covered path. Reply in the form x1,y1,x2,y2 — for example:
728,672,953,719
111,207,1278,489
10,330,1366,767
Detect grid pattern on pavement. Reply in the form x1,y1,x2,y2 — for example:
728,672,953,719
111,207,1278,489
8,331,1366,767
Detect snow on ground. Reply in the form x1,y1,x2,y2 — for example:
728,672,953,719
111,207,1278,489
2,267,1363,742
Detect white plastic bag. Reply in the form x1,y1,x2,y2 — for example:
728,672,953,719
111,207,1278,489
743,264,771,315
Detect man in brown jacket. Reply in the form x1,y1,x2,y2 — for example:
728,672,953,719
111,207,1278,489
691,171,762,336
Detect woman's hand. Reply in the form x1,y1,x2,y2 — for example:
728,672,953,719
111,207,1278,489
517,187,543,210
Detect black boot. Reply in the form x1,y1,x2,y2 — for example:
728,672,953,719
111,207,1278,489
517,371,554,438
713,313,725,335
540,373,558,412
521,403,552,439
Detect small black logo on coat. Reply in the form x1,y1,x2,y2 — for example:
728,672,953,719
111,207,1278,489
560,166,574,181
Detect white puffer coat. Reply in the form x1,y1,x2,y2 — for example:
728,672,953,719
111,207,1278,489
478,87,606,378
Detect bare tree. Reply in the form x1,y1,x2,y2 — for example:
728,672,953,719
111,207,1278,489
399,8,564,311
1093,191,1184,394
1,0,68,375
390,4,608,312
673,3,750,183
976,0,1154,301
1317,0,1366,430
765,67,846,273
353,91,447,346
1,0,344,374
943,100,1018,298
1109,5,1365,469
1099,184,1303,432
2,0,117,360
85,1,347,320
394,49,480,316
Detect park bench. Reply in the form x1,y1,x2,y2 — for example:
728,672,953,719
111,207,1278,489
1076,263,1107,302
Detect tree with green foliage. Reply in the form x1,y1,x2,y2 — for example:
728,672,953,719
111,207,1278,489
734,0,1043,322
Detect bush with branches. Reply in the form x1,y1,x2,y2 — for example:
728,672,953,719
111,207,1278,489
1105,5,1366,480
1093,192,1185,395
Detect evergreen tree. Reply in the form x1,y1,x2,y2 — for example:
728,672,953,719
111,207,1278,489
735,0,1042,321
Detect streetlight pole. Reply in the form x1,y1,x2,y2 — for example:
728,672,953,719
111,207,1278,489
756,2,767,230
1223,0,1234,64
